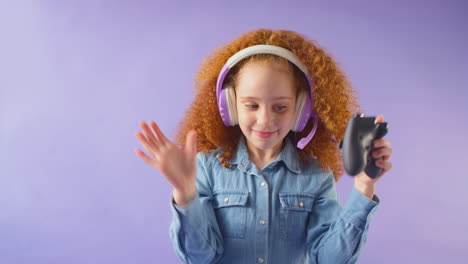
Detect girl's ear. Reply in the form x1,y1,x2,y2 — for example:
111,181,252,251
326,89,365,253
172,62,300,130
225,85,238,125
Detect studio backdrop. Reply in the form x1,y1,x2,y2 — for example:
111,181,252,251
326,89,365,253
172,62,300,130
1,0,467,263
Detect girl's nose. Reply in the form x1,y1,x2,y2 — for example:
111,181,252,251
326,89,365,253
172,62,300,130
257,108,274,127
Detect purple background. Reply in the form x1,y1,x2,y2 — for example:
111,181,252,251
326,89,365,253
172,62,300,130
1,0,467,263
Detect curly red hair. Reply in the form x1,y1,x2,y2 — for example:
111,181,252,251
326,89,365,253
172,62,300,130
174,29,360,181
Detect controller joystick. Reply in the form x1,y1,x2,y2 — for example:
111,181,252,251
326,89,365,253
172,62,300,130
340,113,388,179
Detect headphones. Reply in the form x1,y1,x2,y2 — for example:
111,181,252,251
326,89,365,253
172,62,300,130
215,45,318,149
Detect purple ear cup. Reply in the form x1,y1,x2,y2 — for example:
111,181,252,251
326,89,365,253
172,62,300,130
294,73,318,149
295,74,314,131
215,45,319,149
216,64,232,126
217,88,232,126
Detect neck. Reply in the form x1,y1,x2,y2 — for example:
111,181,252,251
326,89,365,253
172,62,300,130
245,139,285,165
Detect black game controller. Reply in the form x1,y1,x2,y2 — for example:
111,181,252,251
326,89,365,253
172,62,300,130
340,113,388,179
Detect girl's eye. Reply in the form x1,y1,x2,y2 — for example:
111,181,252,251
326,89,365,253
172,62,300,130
274,106,286,111
245,105,287,111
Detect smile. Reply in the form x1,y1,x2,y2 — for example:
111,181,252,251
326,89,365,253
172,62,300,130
253,130,277,138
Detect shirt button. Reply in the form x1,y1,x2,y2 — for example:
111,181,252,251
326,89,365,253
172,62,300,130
224,198,229,202
240,163,245,167
259,220,266,225
258,257,264,263
260,182,266,187
299,201,304,207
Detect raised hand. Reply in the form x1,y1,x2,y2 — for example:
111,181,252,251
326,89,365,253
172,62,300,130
134,121,198,205
354,115,393,199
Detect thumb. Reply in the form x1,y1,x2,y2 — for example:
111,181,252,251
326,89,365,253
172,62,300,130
375,114,384,123
184,130,197,157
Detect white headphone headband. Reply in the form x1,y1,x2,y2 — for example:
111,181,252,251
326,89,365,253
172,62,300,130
225,45,309,74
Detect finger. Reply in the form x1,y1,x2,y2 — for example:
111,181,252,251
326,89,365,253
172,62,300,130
135,131,157,159
149,121,170,146
184,130,197,157
375,114,384,123
373,139,391,148
134,148,158,166
139,121,158,146
382,151,392,161
372,147,392,160
376,159,392,172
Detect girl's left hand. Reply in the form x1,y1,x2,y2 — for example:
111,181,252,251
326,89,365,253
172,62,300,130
353,115,393,198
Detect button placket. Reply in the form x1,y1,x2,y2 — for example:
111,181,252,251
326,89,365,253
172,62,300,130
259,178,268,227
254,173,269,264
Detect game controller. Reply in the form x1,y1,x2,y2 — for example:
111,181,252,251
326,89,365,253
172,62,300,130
340,113,388,178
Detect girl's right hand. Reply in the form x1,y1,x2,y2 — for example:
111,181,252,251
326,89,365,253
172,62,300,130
134,121,198,205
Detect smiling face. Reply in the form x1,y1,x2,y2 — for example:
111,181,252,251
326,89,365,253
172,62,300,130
235,60,297,160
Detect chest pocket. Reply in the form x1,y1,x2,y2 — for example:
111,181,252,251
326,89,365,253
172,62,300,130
213,191,249,239
279,193,315,240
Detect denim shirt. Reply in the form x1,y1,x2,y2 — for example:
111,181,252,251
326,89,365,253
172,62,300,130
169,135,379,264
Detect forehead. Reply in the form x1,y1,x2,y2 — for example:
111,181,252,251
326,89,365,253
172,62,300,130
235,61,295,99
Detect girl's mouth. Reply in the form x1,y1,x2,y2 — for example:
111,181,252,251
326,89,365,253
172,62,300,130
253,130,276,138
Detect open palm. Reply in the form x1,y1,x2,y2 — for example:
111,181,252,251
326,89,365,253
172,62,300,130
134,121,197,193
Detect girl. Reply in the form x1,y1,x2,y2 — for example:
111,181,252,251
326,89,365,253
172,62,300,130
135,29,393,264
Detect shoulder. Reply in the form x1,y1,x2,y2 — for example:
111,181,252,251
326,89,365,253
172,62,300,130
196,147,225,167
298,157,335,184
195,147,229,191
298,156,328,175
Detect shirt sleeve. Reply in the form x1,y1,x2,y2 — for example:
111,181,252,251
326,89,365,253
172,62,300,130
169,152,224,264
306,171,379,264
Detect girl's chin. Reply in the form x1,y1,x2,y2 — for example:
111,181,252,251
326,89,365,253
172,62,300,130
248,134,282,145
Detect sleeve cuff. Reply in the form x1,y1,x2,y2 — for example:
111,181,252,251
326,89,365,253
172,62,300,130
170,193,205,230
341,186,380,229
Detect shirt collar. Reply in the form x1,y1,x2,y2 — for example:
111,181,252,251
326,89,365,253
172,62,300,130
218,135,302,174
